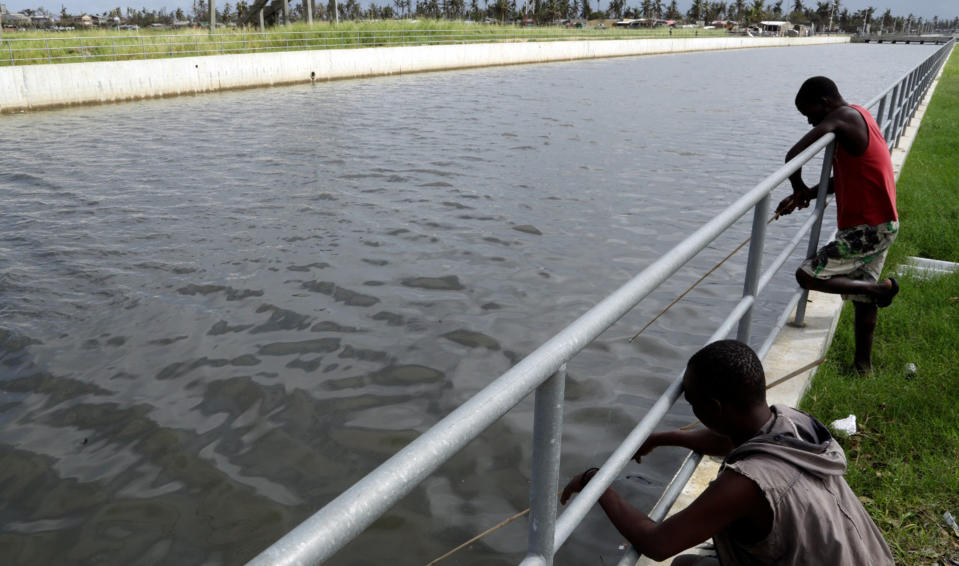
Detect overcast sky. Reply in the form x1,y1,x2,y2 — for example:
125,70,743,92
3,0,956,21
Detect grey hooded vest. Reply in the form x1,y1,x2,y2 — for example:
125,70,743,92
713,405,894,565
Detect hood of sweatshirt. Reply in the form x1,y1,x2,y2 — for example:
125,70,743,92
724,405,847,479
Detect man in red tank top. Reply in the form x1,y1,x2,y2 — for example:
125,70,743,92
775,76,899,373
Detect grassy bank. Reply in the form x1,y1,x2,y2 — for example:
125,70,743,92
799,47,959,564
0,21,728,66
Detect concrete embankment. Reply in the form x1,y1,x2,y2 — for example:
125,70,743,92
0,35,848,113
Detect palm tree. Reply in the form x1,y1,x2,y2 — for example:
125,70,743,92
712,2,727,21
733,0,744,21
827,0,838,31
687,0,705,22
665,0,680,19
748,0,763,24
771,0,782,18
878,8,890,32
640,0,652,18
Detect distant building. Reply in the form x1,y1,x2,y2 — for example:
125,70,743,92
759,20,791,36
710,19,739,32
30,14,54,26
4,12,31,26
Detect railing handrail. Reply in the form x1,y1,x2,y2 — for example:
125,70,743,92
246,38,953,566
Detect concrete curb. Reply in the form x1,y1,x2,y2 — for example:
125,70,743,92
0,36,848,113
636,42,954,566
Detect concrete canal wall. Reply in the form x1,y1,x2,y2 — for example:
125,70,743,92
0,35,848,113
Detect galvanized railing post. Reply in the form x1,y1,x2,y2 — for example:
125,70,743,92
736,194,770,343
525,364,567,565
900,71,914,143
793,140,836,326
907,68,919,116
875,94,887,134
884,83,899,144
44,39,52,63
895,73,913,145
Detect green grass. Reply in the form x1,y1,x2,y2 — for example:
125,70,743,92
0,21,729,66
799,48,959,564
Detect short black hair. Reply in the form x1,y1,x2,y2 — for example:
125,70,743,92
795,76,841,107
686,340,765,408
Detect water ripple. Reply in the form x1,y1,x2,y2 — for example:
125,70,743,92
0,43,939,566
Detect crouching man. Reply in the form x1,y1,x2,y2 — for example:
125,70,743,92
561,340,893,565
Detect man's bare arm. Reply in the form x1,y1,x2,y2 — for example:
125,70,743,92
634,429,735,462
785,118,843,193
779,107,863,215
562,469,768,561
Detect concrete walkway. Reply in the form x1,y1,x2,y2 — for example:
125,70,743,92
636,43,953,566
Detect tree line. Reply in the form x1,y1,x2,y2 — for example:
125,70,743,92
9,0,959,31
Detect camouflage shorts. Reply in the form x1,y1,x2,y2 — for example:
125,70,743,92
800,221,899,303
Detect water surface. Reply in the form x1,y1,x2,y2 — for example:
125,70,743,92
0,43,937,565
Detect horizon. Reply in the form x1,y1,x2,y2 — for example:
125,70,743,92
2,0,956,21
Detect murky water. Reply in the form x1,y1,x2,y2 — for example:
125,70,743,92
0,43,937,565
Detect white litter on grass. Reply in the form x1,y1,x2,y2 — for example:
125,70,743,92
945,511,959,538
830,414,857,436
897,256,959,280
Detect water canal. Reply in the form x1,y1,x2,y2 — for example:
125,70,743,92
0,43,938,565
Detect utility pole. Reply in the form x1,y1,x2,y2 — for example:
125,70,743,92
209,0,216,33
304,0,312,24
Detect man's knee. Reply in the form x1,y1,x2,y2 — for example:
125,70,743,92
795,268,814,289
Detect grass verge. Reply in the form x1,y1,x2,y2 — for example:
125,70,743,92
0,21,728,66
799,46,959,564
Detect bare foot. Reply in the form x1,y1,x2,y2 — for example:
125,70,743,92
875,277,899,308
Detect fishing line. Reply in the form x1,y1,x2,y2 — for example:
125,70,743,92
424,354,824,566
628,213,780,343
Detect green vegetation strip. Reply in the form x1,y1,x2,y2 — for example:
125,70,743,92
0,21,727,66
799,47,959,564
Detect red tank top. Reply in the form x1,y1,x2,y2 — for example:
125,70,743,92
832,105,898,229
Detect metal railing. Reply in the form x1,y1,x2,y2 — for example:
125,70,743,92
0,27,731,66
247,39,954,566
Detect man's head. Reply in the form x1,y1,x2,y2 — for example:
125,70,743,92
682,340,767,435
795,76,844,126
